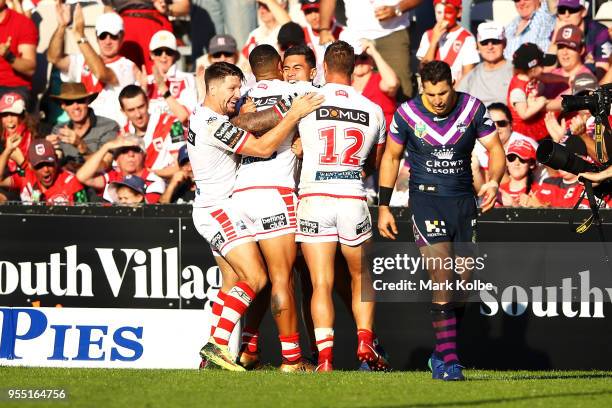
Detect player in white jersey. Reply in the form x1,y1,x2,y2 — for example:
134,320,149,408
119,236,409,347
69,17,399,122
293,41,387,371
231,45,317,372
191,62,323,371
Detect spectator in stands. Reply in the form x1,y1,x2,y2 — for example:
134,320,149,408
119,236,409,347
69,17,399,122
102,0,188,72
497,139,537,207
300,0,342,67
278,21,306,54
107,174,147,205
508,43,549,142
242,0,291,58
0,0,37,109
159,145,194,203
351,38,398,131
76,133,166,203
0,138,87,204
529,169,585,207
457,21,513,106
47,83,120,172
282,44,317,83
190,0,257,62
195,35,246,102
549,0,611,79
416,0,479,85
119,85,185,178
48,7,138,127
544,25,592,111
139,30,196,124
504,0,555,60
319,0,422,101
0,93,33,176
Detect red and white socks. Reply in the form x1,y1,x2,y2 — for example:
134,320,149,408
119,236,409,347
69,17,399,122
213,281,255,346
314,328,334,364
241,327,259,355
208,290,227,338
279,333,302,363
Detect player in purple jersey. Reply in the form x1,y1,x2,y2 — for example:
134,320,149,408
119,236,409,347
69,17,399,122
377,61,506,380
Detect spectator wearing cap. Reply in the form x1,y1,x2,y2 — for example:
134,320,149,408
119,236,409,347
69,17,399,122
47,83,120,171
504,0,555,61
159,144,195,203
550,0,611,78
0,0,37,108
0,138,87,204
139,30,196,124
508,43,550,142
76,133,166,203
457,22,513,106
48,7,138,127
119,85,185,178
299,0,342,68
108,174,146,205
278,21,306,55
543,24,592,111
101,0,186,73
416,0,479,85
319,0,422,102
0,92,36,176
497,139,537,207
351,38,398,131
242,0,291,58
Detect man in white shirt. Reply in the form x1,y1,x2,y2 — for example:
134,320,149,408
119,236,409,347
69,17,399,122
47,7,137,127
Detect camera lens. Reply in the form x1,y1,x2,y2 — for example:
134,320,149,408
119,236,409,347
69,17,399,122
536,140,593,175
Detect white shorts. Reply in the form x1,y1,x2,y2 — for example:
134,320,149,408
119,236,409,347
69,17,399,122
192,200,257,257
295,195,372,246
232,187,297,240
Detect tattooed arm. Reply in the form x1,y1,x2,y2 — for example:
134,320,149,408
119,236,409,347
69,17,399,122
231,108,281,134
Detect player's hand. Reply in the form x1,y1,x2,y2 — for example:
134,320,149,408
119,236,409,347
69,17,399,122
374,5,396,21
478,181,498,213
72,4,85,37
240,97,256,114
378,206,398,240
291,135,303,158
288,93,324,119
319,30,334,45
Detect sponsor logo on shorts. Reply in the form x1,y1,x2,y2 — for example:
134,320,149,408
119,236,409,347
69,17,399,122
356,217,371,235
213,122,245,148
253,95,281,108
425,220,446,237
261,213,288,231
316,106,369,126
211,232,225,250
241,151,277,165
299,219,319,234
315,170,361,181
187,128,196,145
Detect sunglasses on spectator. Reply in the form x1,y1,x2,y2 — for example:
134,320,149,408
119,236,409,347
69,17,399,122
211,51,234,58
557,6,582,15
507,154,529,164
494,120,509,128
479,39,503,46
98,32,120,41
63,97,89,106
152,48,175,57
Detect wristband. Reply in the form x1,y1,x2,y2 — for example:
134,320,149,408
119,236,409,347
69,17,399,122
378,186,393,206
77,37,88,45
4,50,16,64
163,89,172,99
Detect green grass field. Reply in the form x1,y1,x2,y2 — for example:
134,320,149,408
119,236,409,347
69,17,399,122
1,367,612,408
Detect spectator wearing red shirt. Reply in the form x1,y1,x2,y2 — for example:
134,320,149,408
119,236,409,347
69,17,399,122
351,39,398,132
0,93,34,176
497,139,536,207
0,138,87,204
529,170,587,208
0,0,37,109
508,43,549,142
76,134,166,203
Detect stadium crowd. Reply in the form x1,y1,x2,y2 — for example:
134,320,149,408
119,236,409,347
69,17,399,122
0,0,611,208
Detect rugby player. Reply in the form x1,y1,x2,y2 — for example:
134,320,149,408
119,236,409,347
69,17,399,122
294,41,386,372
377,61,505,380
190,62,323,371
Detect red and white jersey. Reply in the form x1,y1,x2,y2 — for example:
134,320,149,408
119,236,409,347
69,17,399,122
297,83,386,198
124,111,186,171
101,169,166,204
146,65,197,119
187,105,251,207
62,54,136,126
234,79,311,193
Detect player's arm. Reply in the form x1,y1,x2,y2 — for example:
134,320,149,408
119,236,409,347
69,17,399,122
231,108,281,134
378,135,405,240
477,131,505,212
240,94,324,158
364,143,385,178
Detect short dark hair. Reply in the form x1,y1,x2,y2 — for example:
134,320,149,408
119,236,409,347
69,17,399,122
487,102,513,124
205,62,245,92
283,44,316,70
420,61,453,87
278,22,306,51
249,44,281,77
323,40,354,77
119,85,147,108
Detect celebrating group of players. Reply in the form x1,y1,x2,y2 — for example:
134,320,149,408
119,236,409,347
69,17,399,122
189,40,505,380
